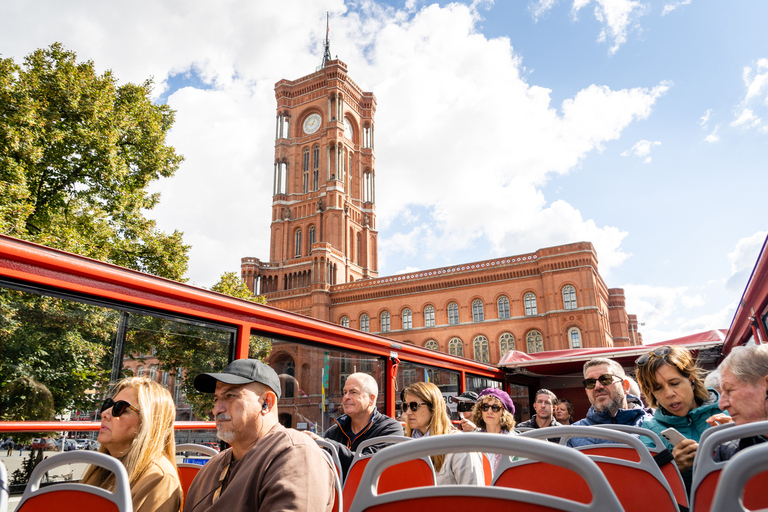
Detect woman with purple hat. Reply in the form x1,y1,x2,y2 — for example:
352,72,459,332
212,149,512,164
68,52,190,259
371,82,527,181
470,388,517,476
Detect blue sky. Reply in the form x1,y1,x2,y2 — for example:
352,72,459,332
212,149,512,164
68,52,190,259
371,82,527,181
2,0,767,344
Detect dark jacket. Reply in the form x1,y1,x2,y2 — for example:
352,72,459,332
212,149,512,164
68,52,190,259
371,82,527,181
323,408,404,478
567,394,654,447
714,434,767,462
517,415,563,443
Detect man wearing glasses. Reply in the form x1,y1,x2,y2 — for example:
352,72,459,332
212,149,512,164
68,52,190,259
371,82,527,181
183,359,335,512
568,357,653,447
304,372,403,479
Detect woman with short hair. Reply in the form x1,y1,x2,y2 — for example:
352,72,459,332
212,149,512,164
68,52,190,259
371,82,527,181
402,381,484,486
81,377,182,512
635,345,724,493
471,388,517,475
555,399,574,425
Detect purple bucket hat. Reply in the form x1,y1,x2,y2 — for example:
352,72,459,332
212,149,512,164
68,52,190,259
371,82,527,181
477,388,515,415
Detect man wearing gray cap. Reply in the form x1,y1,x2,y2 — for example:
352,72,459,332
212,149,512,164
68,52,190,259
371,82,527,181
183,359,335,512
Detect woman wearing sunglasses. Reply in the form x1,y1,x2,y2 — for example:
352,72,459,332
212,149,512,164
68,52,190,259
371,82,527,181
635,345,725,493
470,388,517,476
81,377,182,512
402,381,484,486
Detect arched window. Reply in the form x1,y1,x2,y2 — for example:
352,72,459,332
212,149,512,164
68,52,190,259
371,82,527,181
149,365,157,381
424,305,435,327
380,311,390,332
448,302,459,325
308,225,316,248
295,229,302,257
360,314,369,333
526,330,544,353
500,333,515,354
425,340,438,350
569,327,582,349
340,316,349,328
473,335,489,363
449,337,464,357
472,299,484,322
302,148,310,194
402,308,412,329
136,366,144,377
356,233,361,263
563,285,577,310
312,145,320,191
162,371,169,387
497,296,510,319
524,292,538,316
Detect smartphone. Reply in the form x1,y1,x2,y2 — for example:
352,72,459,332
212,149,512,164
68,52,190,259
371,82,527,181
660,427,687,447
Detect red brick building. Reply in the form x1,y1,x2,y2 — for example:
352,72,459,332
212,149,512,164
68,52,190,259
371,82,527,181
241,55,641,365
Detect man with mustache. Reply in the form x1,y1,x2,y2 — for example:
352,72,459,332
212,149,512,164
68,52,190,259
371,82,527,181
568,357,653,447
183,359,335,512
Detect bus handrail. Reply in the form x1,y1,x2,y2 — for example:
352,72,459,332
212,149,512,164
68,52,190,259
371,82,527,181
0,421,216,432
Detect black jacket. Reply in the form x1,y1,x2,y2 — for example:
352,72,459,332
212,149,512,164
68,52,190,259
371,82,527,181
323,408,404,479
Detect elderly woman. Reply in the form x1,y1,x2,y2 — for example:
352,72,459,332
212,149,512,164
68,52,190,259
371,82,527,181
471,388,517,475
81,377,182,512
635,345,724,492
402,381,484,485
554,399,574,425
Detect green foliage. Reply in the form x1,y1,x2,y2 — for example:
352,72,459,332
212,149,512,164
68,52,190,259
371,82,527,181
0,43,190,419
211,271,267,304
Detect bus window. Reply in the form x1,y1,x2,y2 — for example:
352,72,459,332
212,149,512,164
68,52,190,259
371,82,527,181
259,333,386,435
394,361,460,420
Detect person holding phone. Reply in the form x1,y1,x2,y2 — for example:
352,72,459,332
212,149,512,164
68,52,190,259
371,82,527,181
634,345,725,493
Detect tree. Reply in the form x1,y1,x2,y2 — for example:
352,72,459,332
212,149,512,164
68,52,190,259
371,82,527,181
0,43,190,418
0,42,188,280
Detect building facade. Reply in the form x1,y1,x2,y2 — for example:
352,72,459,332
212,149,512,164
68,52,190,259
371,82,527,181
242,56,641,365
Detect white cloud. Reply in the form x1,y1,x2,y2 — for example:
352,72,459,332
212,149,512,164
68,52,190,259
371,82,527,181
743,58,768,103
700,109,711,128
731,108,761,128
726,231,768,291
0,0,668,286
704,128,720,143
530,0,559,20
621,139,661,163
571,0,647,54
730,58,768,132
661,0,691,16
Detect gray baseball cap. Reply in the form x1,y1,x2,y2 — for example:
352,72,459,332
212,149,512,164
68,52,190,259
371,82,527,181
194,359,281,398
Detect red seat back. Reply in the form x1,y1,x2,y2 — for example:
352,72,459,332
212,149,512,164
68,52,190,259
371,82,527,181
494,461,593,504
18,490,121,512
343,456,434,512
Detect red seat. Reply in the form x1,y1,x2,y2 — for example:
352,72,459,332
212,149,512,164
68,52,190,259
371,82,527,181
176,443,219,502
16,452,131,512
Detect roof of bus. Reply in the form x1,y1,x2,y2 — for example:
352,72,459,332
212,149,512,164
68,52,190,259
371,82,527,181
498,329,726,375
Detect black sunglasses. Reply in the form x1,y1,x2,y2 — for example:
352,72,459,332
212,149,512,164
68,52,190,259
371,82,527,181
480,403,502,413
456,401,475,413
401,401,429,413
635,346,671,367
100,397,140,417
582,374,622,390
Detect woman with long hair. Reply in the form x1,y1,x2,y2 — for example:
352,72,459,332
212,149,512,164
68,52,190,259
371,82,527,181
402,381,484,485
635,345,725,493
470,388,517,476
81,377,182,511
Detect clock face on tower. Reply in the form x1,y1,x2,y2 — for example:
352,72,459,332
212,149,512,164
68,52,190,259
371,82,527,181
344,118,353,140
303,113,321,135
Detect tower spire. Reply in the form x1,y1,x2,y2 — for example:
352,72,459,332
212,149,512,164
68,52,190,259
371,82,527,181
321,12,332,67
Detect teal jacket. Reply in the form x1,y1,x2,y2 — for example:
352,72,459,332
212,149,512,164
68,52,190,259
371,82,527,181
640,388,724,492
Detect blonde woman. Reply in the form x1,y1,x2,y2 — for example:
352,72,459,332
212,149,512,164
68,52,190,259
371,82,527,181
82,377,182,512
471,388,517,476
402,381,484,486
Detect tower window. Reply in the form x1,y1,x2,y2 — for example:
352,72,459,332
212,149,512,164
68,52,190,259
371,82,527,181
472,299,484,322
313,145,320,191
563,285,578,310
294,229,302,258
524,293,538,316
448,302,459,325
309,225,316,248
497,296,510,319
303,148,310,194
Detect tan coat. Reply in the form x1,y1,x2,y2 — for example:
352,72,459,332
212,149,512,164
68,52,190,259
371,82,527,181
131,455,183,512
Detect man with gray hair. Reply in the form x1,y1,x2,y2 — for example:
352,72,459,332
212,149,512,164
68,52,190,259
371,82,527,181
712,344,768,460
305,372,403,479
568,357,653,447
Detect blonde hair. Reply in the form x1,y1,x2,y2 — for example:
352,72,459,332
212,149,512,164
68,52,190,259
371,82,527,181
82,377,177,491
403,381,453,472
471,395,516,431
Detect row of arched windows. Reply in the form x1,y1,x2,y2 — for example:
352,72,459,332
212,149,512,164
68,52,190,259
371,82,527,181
421,327,582,363
337,286,578,332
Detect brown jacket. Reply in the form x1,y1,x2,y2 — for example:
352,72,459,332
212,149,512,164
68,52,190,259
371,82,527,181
131,455,183,512
183,424,334,512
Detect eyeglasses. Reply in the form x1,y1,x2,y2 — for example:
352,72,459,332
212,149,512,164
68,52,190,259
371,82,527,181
99,398,140,417
582,374,622,390
635,346,671,367
480,403,502,413
401,401,429,413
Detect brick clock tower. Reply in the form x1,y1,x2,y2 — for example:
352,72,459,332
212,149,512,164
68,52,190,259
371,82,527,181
242,34,378,320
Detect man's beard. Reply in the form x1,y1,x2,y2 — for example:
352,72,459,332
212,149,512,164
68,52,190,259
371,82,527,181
593,391,624,415
216,413,235,443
